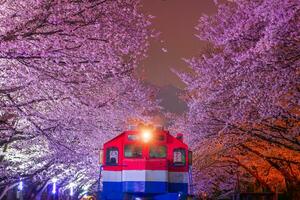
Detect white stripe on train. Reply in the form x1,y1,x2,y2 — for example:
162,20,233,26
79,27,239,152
102,170,188,183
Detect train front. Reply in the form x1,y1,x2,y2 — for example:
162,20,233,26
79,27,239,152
99,127,192,200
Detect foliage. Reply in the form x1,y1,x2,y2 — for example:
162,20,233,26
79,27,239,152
0,0,157,198
175,0,300,198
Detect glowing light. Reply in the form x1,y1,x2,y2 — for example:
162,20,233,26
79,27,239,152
18,180,23,191
178,192,183,199
52,178,57,194
70,183,74,196
141,129,152,142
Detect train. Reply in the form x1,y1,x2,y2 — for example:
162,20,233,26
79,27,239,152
98,126,193,200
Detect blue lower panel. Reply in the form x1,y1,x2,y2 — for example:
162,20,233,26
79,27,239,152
102,182,188,199
103,182,122,192
101,192,123,200
103,181,168,193
102,182,123,200
123,181,168,193
101,192,186,200
168,183,188,194
154,193,187,200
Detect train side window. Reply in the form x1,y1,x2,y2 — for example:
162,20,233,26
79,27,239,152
150,145,167,158
124,144,142,158
173,148,186,166
106,147,119,165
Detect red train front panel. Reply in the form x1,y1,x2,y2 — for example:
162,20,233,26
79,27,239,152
100,130,190,199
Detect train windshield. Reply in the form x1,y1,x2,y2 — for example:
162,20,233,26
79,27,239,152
124,144,143,158
149,145,167,158
106,147,119,165
173,148,186,166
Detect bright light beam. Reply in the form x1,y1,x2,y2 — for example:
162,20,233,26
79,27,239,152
18,180,23,191
70,183,74,196
52,178,57,194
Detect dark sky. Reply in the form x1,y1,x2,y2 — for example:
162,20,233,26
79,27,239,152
139,0,217,114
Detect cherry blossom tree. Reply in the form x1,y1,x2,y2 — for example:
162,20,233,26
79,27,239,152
175,0,300,198
0,0,158,198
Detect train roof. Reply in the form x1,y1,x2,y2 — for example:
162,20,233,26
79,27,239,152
103,129,187,147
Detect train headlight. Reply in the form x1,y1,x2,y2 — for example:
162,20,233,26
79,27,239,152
141,129,152,143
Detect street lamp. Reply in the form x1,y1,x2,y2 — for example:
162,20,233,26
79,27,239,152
70,183,74,196
18,180,23,191
17,180,23,200
52,178,58,194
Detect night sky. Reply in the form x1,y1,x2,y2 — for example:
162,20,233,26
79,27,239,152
139,0,217,114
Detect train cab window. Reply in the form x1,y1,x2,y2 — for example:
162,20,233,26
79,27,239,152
124,144,142,158
128,134,139,141
106,147,119,165
150,145,167,158
173,148,186,166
